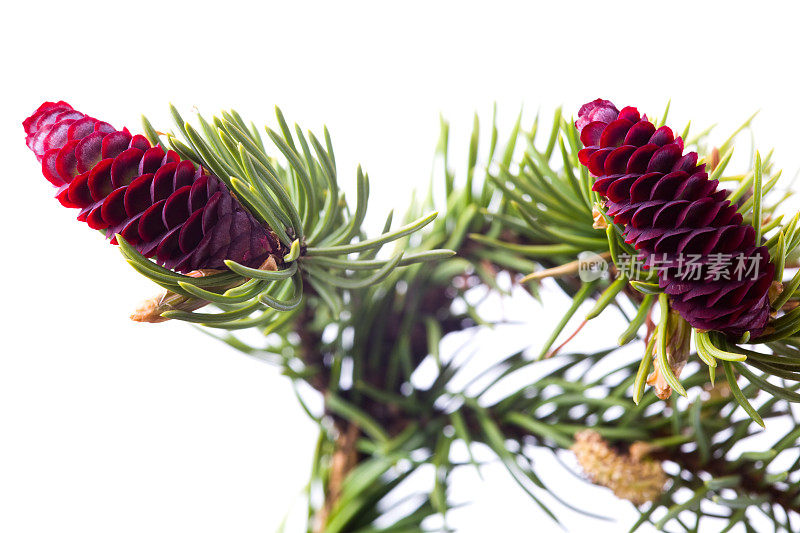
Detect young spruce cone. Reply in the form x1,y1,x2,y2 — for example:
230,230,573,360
576,99,773,336
24,101,280,273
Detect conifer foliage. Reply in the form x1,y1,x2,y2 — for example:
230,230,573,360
22,99,800,532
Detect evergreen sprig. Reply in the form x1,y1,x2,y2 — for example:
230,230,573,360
480,103,800,415
186,105,798,532
29,100,800,532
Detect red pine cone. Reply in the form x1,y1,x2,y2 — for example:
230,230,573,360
576,99,773,336
24,101,280,273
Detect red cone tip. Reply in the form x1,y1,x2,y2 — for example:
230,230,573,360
24,101,279,273
575,99,773,336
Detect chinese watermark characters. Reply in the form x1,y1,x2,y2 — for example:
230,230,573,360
577,251,763,283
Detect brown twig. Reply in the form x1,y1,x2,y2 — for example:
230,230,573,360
520,252,612,283
314,421,360,533
546,319,588,359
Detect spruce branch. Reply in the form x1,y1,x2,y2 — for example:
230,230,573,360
231,107,797,531
23,99,800,533
480,101,800,409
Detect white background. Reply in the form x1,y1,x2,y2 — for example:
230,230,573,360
2,1,799,532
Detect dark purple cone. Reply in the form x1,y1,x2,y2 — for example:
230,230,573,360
576,99,773,336
24,101,280,273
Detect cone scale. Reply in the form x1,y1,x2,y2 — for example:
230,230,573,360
576,99,773,336
24,101,280,273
